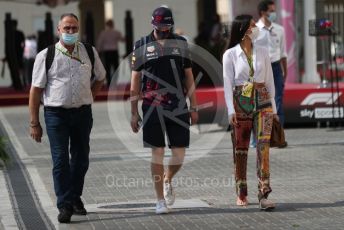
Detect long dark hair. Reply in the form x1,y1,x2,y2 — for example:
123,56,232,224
227,14,253,50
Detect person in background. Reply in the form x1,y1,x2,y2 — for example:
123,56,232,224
255,0,288,149
96,19,125,87
194,22,211,52
223,14,277,211
23,35,37,86
210,14,222,47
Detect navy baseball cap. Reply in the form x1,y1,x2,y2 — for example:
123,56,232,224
151,6,174,28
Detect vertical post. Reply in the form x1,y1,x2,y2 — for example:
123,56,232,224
227,0,233,22
203,0,217,22
45,12,54,46
201,0,217,35
5,13,22,90
85,11,95,45
79,0,105,45
125,10,133,57
303,0,320,83
280,0,297,83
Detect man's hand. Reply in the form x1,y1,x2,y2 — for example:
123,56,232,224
184,68,198,126
281,57,287,82
30,124,43,143
131,113,142,133
190,111,198,125
130,71,142,133
91,79,105,99
283,71,287,82
29,86,44,143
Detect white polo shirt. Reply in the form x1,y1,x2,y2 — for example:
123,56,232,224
32,42,106,108
222,44,277,116
255,20,287,63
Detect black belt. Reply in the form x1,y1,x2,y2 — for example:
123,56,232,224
44,104,91,111
271,60,280,65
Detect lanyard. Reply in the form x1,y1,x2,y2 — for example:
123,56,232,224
241,52,255,98
55,45,85,65
244,51,254,81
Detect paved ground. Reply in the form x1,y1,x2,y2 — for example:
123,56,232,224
0,102,344,230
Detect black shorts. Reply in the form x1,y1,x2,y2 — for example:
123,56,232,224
142,104,190,148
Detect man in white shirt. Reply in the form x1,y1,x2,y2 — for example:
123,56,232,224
256,0,288,132
29,13,106,223
255,0,287,147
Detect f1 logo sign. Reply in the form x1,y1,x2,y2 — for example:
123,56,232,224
301,92,342,106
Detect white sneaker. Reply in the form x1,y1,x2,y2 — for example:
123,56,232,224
164,182,176,206
259,198,275,211
155,200,169,214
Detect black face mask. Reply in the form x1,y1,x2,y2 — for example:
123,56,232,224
155,29,171,39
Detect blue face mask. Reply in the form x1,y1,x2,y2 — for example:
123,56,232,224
61,32,79,45
268,12,277,22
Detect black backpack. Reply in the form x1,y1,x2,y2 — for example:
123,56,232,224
45,42,95,82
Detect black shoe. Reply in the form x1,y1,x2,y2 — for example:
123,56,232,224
58,207,72,223
278,141,288,148
73,199,87,215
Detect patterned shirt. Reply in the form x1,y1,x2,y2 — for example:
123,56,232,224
32,41,106,108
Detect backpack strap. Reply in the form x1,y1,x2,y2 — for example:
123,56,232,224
45,44,55,77
45,43,95,83
82,42,95,82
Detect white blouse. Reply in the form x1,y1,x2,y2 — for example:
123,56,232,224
222,44,277,116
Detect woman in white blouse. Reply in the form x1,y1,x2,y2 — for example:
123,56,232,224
223,14,277,210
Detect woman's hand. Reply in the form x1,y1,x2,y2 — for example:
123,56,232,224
229,113,238,126
190,111,199,125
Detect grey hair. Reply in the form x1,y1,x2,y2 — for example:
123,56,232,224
59,13,79,24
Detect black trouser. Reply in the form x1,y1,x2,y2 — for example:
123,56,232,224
23,58,35,86
102,50,119,87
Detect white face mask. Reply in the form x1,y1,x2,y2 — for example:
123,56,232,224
268,12,277,22
248,27,259,41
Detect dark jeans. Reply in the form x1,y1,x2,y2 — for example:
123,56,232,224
272,61,285,126
102,50,119,87
44,105,93,209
